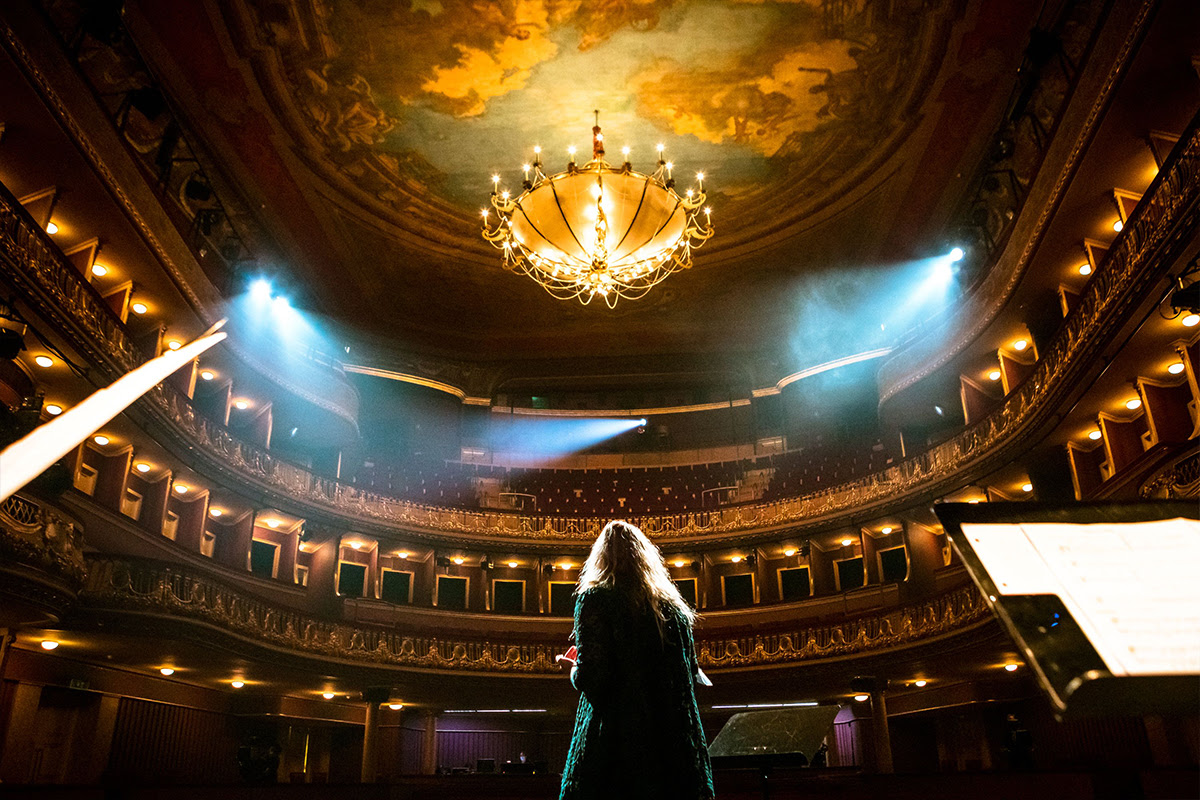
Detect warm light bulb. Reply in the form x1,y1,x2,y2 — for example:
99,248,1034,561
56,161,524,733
881,526,893,534
41,640,59,650
397,552,409,559
491,174,499,184
46,221,59,235
1184,314,1200,327
1168,362,1185,375
231,680,245,688
1013,339,1028,351
452,556,464,565
389,703,403,711
266,519,280,528
167,340,182,351
533,146,541,154
160,667,175,676
730,555,742,563
174,484,189,494
323,692,335,700
1113,219,1123,232
1125,397,1142,410
1021,483,1033,493
45,404,63,416
131,302,148,315
696,172,704,181
135,462,151,473
656,143,664,153
349,541,363,550
93,434,110,445
34,355,54,368
567,146,576,156
209,508,223,517
853,693,869,702
664,161,673,170
988,369,1001,381
914,679,927,688
234,400,249,410
673,559,686,568
1078,263,1092,276
507,561,518,568
91,263,108,277
841,538,853,546
559,562,573,570
1004,663,1019,672
1088,430,1102,440
621,146,630,157
784,548,797,557
200,370,214,381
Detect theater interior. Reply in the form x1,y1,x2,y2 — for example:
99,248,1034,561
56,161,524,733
0,0,1197,797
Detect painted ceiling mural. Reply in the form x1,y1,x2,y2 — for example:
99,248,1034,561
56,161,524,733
258,0,958,246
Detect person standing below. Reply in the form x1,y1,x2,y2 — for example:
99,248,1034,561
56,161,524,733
559,520,714,800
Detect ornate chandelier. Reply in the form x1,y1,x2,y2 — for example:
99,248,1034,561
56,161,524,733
482,113,713,307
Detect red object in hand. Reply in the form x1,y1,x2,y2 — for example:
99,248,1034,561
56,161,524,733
556,645,578,667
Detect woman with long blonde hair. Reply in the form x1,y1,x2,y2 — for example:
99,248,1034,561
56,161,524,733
559,520,714,800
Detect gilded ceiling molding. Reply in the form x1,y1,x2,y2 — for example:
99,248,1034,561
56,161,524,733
877,0,1151,407
80,556,989,675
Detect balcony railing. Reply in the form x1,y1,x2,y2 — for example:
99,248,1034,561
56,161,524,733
80,556,989,674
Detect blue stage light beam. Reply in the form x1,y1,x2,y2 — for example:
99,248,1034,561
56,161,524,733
493,415,644,459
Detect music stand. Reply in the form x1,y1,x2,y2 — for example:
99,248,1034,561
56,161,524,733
935,501,1200,717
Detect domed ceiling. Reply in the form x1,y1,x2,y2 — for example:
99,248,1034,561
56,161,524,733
125,0,1042,393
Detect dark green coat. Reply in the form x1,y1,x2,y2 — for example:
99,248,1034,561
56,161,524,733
559,586,714,800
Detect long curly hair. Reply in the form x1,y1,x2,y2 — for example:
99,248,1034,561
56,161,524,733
576,520,697,628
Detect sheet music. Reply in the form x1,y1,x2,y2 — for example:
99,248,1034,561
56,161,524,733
961,518,1200,676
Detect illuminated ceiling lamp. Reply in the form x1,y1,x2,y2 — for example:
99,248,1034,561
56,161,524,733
482,112,713,307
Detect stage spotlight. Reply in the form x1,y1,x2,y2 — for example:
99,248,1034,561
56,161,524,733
1169,280,1199,317
272,295,291,313
949,247,965,262
250,279,272,303
0,328,25,360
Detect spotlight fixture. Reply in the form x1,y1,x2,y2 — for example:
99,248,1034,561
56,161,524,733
131,302,148,315
40,639,60,650
948,247,965,261
482,112,713,307
34,355,54,368
1169,280,1200,317
160,667,175,676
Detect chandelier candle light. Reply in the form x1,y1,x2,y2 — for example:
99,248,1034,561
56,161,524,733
482,112,714,307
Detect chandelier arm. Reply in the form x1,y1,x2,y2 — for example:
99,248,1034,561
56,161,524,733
609,178,649,259
549,180,590,258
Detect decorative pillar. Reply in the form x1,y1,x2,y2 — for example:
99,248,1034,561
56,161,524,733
361,686,390,783
361,701,380,782
421,710,437,775
869,689,893,773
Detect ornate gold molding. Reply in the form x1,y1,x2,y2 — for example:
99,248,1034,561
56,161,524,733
80,556,986,674
0,492,86,585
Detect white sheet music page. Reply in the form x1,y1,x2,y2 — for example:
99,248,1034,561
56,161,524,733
961,518,1200,677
